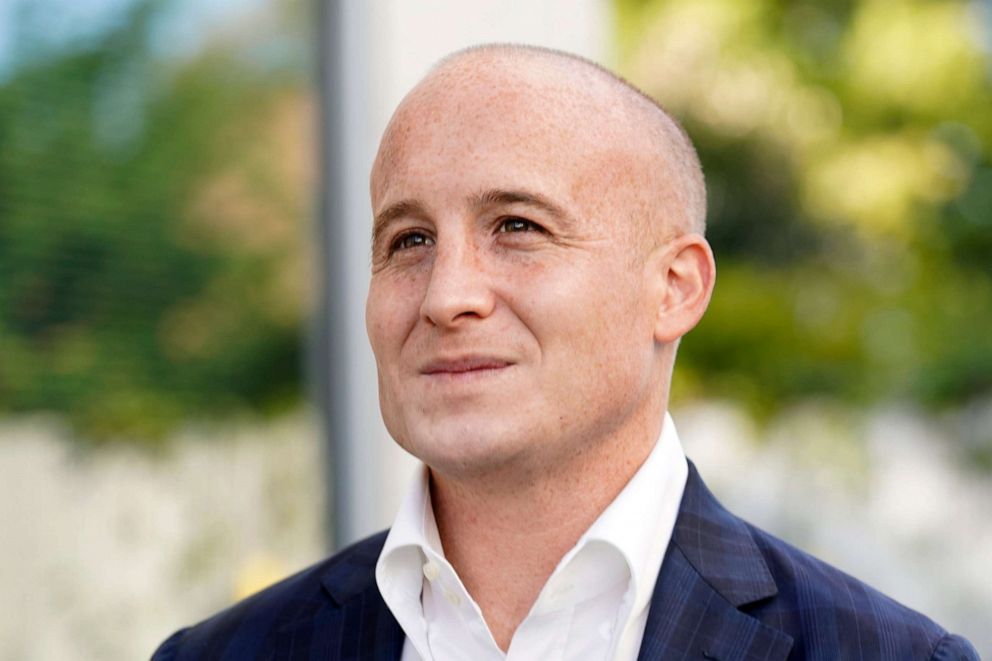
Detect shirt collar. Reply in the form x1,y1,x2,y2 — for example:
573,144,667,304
578,412,688,617
375,413,689,640
375,463,433,602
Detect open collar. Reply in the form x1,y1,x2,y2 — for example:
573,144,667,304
272,462,792,661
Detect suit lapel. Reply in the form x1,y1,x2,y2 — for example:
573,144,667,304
638,463,794,661
272,535,404,661
270,585,404,661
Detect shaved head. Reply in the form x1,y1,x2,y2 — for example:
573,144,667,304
372,43,707,239
366,42,716,494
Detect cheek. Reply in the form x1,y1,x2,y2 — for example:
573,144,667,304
366,279,417,441
366,276,419,359
531,261,650,372
365,289,388,355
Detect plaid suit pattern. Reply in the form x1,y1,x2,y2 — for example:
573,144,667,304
637,464,979,660
153,463,979,661
152,532,403,661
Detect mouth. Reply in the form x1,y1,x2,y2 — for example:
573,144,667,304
419,356,514,377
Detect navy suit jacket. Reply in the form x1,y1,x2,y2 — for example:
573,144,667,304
153,463,979,660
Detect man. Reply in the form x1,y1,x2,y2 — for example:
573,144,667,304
153,45,978,660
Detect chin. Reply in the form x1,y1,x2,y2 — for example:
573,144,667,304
401,415,538,479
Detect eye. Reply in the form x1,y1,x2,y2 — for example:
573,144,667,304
390,231,434,253
497,217,544,233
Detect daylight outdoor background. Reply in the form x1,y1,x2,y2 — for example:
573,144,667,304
0,0,989,658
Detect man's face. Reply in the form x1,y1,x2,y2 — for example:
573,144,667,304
366,69,665,479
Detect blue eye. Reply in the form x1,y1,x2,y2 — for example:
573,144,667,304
498,217,542,233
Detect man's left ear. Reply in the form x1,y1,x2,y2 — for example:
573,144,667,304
650,233,716,344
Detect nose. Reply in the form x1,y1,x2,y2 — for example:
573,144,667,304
419,238,496,328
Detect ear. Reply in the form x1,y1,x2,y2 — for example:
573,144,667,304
650,234,715,344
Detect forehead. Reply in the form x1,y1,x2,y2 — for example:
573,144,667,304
371,64,644,209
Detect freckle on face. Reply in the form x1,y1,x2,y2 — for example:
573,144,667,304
366,66,659,479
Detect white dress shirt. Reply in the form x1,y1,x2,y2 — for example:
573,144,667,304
375,413,689,661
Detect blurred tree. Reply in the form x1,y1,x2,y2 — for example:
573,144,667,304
2,0,989,446
0,0,312,443
617,0,992,416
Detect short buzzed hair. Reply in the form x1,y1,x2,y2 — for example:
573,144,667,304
433,44,707,234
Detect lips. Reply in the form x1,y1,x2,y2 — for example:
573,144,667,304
420,356,513,375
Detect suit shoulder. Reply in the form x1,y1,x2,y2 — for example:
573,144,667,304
742,522,975,659
151,531,389,661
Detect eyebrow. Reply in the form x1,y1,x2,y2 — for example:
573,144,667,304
470,188,570,221
371,199,429,250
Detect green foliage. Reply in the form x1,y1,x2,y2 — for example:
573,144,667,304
0,0,310,443
2,0,989,443
618,0,992,411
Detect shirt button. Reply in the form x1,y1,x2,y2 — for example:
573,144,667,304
444,589,462,606
422,561,440,582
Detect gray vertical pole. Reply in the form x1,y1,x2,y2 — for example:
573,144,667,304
313,0,376,550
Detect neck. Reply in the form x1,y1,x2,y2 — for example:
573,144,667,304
429,407,665,651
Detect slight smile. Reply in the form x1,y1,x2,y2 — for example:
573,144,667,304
420,356,514,378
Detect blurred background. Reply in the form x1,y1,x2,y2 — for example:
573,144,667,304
0,0,989,658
